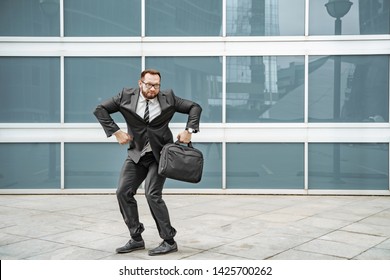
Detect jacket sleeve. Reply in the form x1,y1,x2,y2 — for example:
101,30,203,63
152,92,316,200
93,91,122,137
172,90,202,132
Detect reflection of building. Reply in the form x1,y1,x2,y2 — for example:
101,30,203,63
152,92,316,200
260,61,304,121
343,0,390,122
227,0,279,35
359,0,389,34
277,62,304,96
342,55,389,122
227,0,282,118
1,0,389,194
149,0,222,35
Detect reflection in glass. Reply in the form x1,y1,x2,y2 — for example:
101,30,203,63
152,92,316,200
0,57,60,123
0,143,60,189
226,56,304,122
146,0,222,36
146,57,222,123
0,0,60,36
227,143,304,189
308,55,389,122
65,57,141,123
226,0,305,36
65,143,126,189
165,143,222,189
309,143,389,190
310,0,390,35
64,0,141,36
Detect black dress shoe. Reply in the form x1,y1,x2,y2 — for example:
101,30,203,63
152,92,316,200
148,241,178,256
116,239,145,254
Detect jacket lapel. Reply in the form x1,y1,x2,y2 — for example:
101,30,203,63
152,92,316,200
157,91,170,112
129,88,140,113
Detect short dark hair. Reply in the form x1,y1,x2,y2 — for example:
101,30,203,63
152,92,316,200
141,69,161,80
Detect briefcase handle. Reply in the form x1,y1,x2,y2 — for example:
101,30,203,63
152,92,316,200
175,140,193,148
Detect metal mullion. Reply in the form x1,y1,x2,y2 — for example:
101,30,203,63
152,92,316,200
222,56,226,124
60,55,65,124
304,54,309,123
60,0,64,37
304,142,309,192
222,141,227,190
305,0,309,37
142,56,146,71
222,55,227,190
141,0,145,37
304,52,309,193
61,141,65,190
60,53,65,190
222,0,226,37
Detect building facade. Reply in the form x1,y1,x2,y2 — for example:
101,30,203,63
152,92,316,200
0,0,389,195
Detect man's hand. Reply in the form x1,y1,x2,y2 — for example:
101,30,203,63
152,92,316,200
177,130,192,144
114,130,132,145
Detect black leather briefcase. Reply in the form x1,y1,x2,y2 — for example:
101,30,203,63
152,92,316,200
158,141,203,183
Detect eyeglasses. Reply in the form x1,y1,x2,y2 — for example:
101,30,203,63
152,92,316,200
141,81,160,89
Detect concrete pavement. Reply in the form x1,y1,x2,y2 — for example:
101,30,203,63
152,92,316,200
1,194,390,260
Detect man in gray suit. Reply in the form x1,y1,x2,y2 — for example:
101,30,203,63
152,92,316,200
94,69,202,256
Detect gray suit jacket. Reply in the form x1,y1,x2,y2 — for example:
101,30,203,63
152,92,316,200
93,87,202,163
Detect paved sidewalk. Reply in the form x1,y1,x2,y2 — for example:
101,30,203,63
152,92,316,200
1,194,390,260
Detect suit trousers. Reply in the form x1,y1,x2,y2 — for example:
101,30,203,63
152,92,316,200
116,152,177,240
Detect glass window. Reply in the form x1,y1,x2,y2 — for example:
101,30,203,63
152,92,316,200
64,0,141,36
0,57,60,123
64,57,141,123
309,143,389,190
0,143,60,189
146,0,222,36
226,56,304,122
227,0,305,36
308,55,389,122
310,0,390,35
165,143,222,189
146,57,222,123
65,143,127,189
226,143,304,189
0,0,60,36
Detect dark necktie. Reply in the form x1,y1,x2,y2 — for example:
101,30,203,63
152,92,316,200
141,100,150,156
144,100,149,123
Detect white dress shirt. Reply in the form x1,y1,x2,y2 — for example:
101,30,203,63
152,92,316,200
137,92,161,155
136,92,161,122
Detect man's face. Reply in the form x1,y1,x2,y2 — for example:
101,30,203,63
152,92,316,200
139,73,161,100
